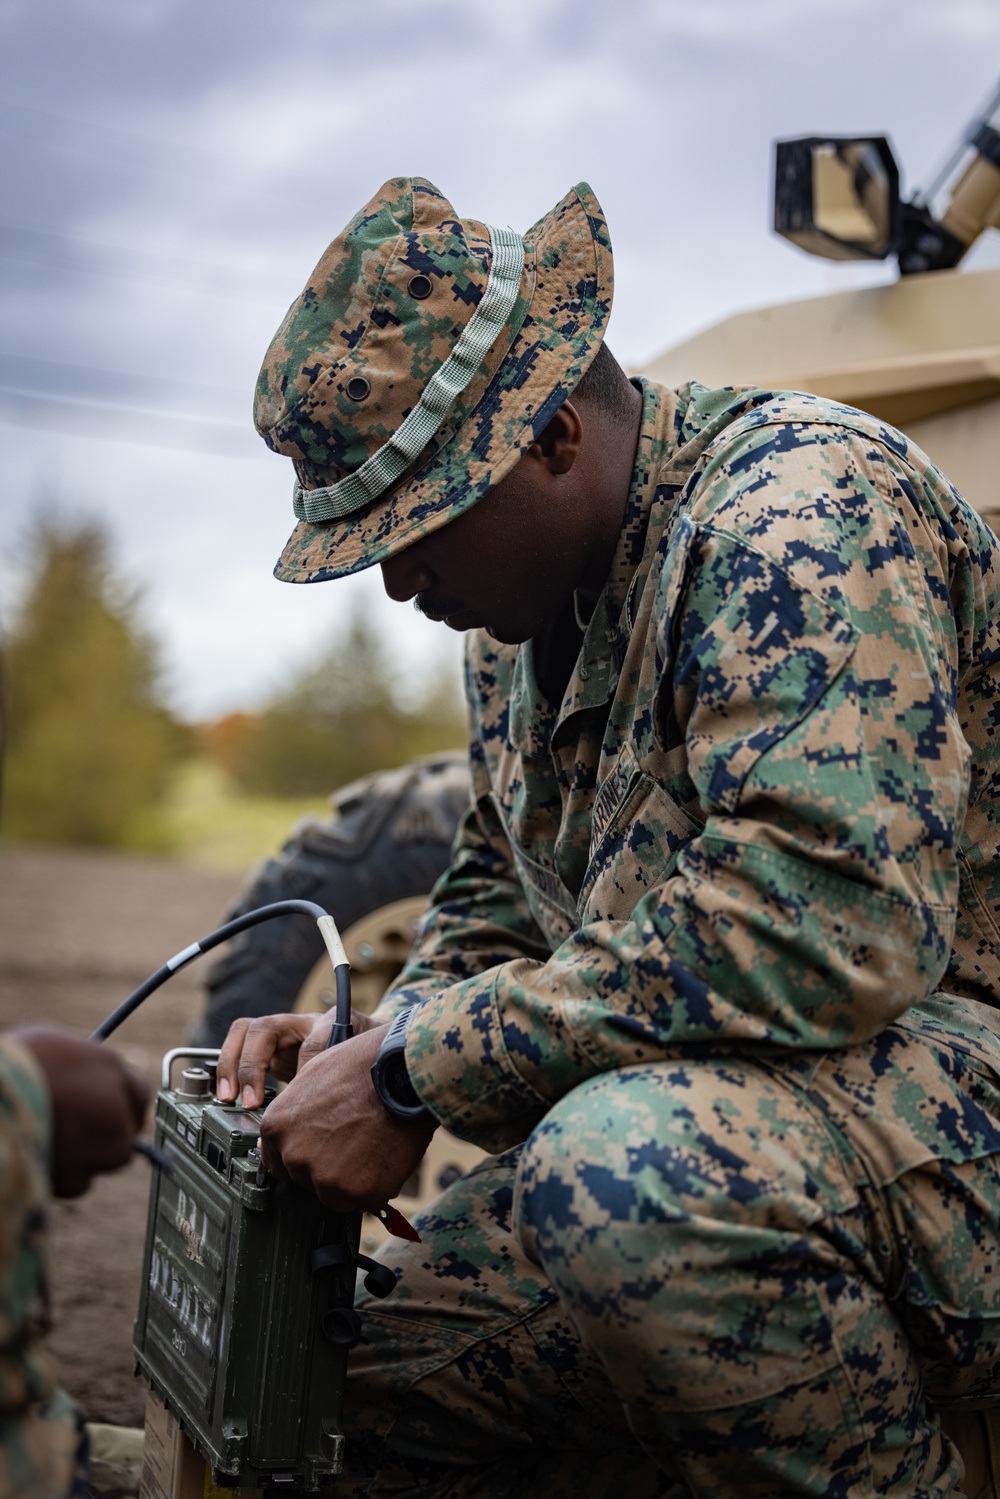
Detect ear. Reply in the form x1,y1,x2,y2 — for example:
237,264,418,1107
527,400,584,476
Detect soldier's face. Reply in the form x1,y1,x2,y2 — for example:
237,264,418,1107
380,400,628,645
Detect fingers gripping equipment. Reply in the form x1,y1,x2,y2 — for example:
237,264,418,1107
97,902,401,1491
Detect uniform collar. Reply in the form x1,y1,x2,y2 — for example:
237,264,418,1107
506,378,793,750
552,378,682,728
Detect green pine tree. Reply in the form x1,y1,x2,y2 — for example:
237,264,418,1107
2,519,182,846
238,600,465,796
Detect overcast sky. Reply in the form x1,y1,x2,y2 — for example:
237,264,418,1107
2,0,999,719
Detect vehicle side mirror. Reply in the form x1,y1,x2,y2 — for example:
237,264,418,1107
774,135,900,261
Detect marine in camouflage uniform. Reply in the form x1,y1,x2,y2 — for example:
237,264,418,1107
252,177,1000,1495
0,1039,86,1499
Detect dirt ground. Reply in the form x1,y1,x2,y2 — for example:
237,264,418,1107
0,844,241,1426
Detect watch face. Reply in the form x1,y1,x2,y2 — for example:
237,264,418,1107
383,1052,419,1109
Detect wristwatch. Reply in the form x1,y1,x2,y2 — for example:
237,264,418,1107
370,1008,431,1120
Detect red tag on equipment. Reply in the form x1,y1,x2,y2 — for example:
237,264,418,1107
374,1204,421,1242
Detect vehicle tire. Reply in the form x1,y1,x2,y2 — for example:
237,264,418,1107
194,752,470,1046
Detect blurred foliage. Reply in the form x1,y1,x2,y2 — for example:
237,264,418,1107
161,758,330,874
231,602,466,797
2,519,186,847
196,710,256,779
0,525,466,860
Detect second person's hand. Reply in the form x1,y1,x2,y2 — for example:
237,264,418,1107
13,1026,150,1198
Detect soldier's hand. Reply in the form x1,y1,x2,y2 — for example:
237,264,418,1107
217,1009,379,1108
12,1026,150,1198
258,1024,435,1212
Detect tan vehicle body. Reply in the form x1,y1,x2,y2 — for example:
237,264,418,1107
641,263,1000,530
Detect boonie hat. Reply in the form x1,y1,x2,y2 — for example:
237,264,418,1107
255,177,613,583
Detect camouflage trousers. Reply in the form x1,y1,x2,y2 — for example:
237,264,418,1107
338,996,1000,1498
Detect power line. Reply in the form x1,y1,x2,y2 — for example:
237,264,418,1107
0,348,248,407
0,218,293,289
0,386,260,458
0,220,294,306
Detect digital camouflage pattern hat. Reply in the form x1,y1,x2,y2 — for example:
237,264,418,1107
255,177,613,583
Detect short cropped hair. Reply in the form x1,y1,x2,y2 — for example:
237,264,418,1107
572,341,634,422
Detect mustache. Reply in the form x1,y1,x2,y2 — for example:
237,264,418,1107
413,592,466,621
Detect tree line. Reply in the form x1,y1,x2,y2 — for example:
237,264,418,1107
1,520,466,848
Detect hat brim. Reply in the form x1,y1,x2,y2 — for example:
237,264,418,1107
272,182,613,584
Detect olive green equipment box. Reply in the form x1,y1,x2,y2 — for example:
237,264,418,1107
133,1051,381,1492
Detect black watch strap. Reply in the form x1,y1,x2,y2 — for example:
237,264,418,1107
371,1008,431,1120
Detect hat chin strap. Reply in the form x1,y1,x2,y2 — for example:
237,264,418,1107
292,225,525,525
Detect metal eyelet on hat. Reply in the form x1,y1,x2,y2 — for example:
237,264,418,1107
346,376,371,401
407,274,432,300
287,223,525,526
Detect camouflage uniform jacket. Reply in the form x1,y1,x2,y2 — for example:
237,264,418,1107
386,377,1000,1155
0,1038,85,1499
0,1038,54,1416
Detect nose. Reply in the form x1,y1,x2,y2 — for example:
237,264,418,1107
380,547,433,603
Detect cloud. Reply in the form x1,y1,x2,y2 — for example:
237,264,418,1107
911,0,1000,40
632,0,871,41
2,0,998,718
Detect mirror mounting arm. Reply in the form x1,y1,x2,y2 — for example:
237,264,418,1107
896,200,966,277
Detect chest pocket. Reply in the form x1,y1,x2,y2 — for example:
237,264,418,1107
491,797,580,951
579,744,702,923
